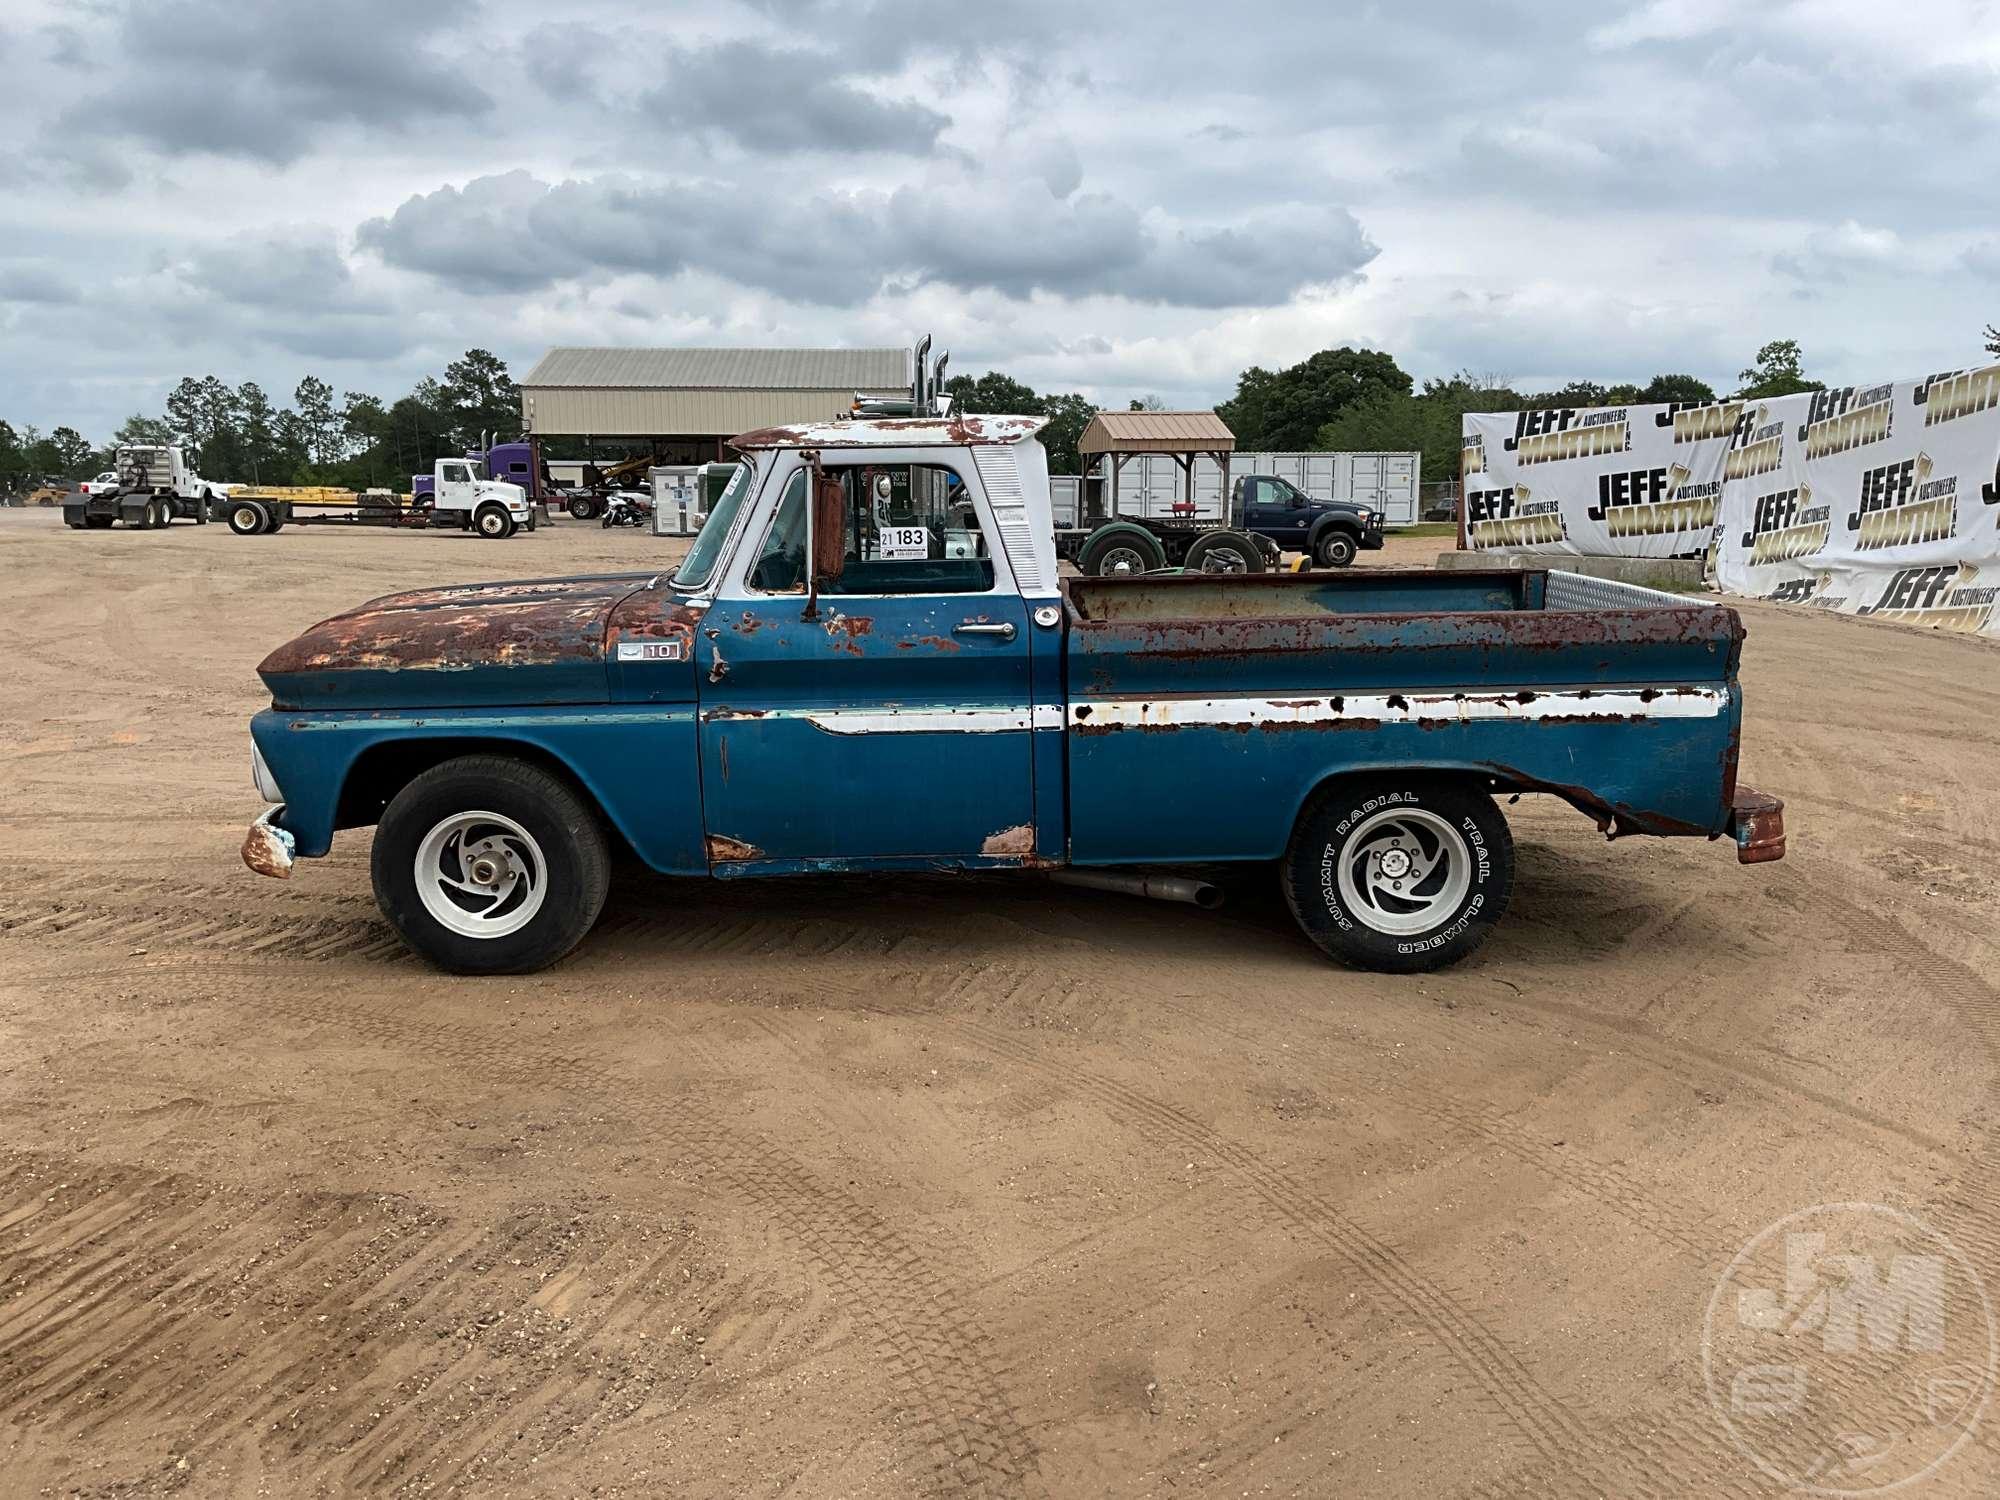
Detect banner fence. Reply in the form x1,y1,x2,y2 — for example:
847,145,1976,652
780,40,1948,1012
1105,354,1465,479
1460,366,2000,639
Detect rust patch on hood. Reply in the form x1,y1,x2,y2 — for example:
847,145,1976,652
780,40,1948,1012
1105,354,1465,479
260,573,657,679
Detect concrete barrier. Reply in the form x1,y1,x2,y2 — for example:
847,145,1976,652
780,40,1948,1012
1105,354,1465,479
1435,550,1708,591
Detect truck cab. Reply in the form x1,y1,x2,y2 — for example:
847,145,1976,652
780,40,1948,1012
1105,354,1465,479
62,444,224,529
1236,473,1385,568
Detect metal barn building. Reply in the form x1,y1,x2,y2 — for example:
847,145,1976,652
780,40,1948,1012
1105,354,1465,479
518,346,911,463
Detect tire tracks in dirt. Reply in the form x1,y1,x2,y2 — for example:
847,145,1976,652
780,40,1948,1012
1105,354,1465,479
0,936,1041,1497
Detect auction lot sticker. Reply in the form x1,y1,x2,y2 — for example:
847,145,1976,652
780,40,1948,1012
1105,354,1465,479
1704,1202,1996,1493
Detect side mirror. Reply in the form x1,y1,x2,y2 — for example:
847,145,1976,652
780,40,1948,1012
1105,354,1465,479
802,452,844,618
812,473,846,581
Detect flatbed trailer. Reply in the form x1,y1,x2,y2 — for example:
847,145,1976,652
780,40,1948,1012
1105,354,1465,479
223,474,547,538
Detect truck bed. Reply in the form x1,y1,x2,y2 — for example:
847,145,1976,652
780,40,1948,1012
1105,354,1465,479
1061,568,1745,863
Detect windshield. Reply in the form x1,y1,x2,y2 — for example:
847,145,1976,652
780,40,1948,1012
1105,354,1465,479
671,458,756,590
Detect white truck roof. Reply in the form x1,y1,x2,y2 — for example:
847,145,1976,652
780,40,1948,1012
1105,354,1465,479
729,414,1048,450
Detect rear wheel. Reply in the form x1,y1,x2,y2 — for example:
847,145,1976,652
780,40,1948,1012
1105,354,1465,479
1184,529,1266,573
149,498,171,529
1315,530,1358,568
567,495,598,521
1282,778,1513,974
1079,524,1167,577
371,756,611,975
84,514,114,529
228,501,268,535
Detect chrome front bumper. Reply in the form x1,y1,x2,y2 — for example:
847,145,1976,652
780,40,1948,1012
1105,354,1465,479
242,805,296,879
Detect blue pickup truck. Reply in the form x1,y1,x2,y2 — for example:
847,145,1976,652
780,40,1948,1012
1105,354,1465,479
242,411,1785,976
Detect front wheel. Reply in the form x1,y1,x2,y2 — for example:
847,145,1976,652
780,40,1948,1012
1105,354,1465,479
475,504,513,539
1282,778,1513,973
371,756,611,975
1315,530,1358,568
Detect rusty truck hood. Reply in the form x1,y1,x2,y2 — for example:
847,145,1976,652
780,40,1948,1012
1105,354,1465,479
258,572,660,710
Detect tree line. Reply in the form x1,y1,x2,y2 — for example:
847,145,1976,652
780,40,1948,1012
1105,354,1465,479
1,349,522,494
3,338,1833,496
951,340,1824,485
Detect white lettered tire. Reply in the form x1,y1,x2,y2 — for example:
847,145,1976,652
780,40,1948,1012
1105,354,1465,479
371,756,611,974
1282,778,1513,973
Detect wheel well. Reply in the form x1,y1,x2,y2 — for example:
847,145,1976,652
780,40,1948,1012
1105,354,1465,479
1312,517,1362,542
336,739,630,855
1292,768,1503,834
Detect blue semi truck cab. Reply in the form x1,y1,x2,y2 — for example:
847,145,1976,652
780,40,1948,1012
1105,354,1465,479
242,410,1785,976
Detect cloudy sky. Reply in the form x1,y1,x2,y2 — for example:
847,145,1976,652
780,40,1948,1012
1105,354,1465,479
3,0,1998,440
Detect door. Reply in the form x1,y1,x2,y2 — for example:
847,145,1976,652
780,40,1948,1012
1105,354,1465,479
437,461,477,513
695,457,1037,865
1351,454,1385,512
1242,476,1309,543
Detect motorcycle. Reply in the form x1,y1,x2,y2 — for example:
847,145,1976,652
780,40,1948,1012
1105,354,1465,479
599,490,652,529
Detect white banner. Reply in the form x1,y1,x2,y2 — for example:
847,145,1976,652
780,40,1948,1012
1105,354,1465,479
1462,367,2000,639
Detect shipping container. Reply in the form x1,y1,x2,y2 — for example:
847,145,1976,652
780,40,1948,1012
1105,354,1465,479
1049,475,1082,529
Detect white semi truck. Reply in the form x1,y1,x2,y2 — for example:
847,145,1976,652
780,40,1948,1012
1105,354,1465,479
61,445,230,529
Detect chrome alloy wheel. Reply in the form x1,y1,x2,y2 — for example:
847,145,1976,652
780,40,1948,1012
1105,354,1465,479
413,810,548,939
1098,544,1150,575
1334,807,1473,936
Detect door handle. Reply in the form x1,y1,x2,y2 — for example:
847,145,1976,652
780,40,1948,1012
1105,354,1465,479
953,621,1017,641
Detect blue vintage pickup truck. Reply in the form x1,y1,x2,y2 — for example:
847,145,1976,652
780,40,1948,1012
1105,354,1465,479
242,410,1784,976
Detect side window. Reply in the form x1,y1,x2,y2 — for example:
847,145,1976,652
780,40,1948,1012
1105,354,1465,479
442,463,469,484
748,470,811,593
748,463,995,596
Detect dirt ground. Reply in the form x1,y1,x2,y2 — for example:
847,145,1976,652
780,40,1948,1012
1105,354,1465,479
3,505,1999,1498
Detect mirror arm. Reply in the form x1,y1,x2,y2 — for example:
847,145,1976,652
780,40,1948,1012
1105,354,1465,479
802,450,822,621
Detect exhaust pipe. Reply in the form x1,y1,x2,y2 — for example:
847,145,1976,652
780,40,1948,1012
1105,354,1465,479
1050,870,1222,909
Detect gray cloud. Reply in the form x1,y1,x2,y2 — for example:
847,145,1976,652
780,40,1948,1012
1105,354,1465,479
49,0,489,166
358,170,1375,309
0,262,82,305
176,231,382,312
636,40,950,154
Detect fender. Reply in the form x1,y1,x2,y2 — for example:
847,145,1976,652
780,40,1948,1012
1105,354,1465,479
250,704,707,873
1306,513,1363,551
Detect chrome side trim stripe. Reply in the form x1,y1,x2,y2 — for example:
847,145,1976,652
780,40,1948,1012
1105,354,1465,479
1070,687,1726,731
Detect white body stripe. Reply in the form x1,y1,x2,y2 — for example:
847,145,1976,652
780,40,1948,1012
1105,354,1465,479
706,687,1724,736
1071,686,1725,731
703,706,1035,735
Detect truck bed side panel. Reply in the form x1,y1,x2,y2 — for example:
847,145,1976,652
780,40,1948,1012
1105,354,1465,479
1063,606,1743,864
